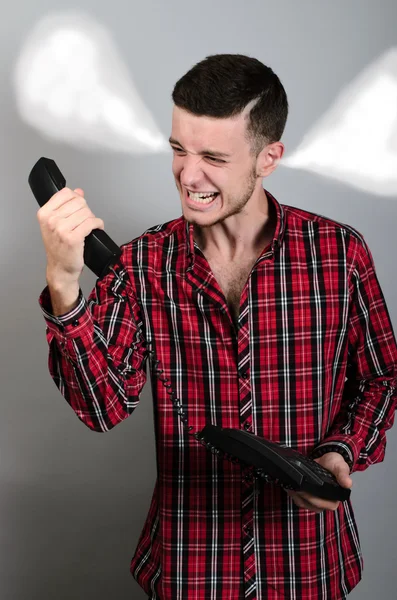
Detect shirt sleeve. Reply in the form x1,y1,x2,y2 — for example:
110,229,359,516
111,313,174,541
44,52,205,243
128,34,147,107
38,253,147,432
310,236,397,473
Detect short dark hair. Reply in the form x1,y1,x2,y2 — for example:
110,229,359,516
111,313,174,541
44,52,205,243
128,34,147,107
171,54,289,156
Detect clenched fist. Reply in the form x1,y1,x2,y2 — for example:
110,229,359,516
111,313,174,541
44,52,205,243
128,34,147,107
37,187,105,286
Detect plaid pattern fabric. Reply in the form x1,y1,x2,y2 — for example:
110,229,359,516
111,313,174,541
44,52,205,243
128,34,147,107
38,190,397,599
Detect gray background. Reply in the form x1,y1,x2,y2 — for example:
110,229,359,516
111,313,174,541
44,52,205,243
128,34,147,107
1,1,397,598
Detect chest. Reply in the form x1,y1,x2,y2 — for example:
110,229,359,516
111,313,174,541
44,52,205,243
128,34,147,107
207,257,257,323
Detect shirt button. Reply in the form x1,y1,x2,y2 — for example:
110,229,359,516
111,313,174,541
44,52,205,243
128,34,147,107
244,422,251,431
239,370,249,379
72,319,79,327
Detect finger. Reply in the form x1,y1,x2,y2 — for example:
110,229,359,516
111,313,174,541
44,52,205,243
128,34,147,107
285,488,339,512
69,216,104,239
39,187,81,212
290,494,325,513
335,468,353,489
313,455,353,489
300,501,324,513
285,490,322,512
55,205,101,235
322,459,352,489
74,188,84,197
298,491,340,511
49,192,89,221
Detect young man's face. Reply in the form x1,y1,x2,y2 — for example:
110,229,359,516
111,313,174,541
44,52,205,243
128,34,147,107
170,106,263,228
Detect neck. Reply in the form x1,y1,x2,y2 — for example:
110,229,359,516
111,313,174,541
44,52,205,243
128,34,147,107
193,190,276,261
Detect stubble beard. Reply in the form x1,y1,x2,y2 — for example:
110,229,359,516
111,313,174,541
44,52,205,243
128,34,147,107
185,163,258,228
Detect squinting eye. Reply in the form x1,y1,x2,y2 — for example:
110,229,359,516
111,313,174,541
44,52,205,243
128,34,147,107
171,147,225,163
207,156,225,163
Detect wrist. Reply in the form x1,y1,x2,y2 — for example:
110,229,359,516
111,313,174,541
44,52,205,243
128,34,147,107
46,272,81,317
46,268,79,290
310,444,353,472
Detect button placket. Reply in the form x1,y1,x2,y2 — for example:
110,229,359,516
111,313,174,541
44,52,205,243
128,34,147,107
236,301,257,596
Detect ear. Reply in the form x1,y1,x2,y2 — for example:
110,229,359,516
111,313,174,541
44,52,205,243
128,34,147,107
256,142,284,178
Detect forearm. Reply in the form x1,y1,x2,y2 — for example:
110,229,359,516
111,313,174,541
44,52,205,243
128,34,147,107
311,370,397,473
40,262,148,431
46,315,146,431
313,236,397,473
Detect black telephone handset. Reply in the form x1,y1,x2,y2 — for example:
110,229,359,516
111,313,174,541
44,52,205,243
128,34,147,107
28,157,122,279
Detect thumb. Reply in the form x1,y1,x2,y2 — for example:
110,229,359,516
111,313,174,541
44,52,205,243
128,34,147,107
334,462,353,489
74,188,84,197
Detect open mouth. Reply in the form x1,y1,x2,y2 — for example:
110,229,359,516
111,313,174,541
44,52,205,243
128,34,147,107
188,191,218,203
185,189,220,209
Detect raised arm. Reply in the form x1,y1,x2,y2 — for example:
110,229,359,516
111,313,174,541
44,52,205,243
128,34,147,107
36,186,147,432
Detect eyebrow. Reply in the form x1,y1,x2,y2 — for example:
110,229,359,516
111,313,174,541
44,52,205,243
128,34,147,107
168,137,231,158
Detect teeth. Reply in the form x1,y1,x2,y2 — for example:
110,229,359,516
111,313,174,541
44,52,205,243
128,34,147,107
188,191,217,203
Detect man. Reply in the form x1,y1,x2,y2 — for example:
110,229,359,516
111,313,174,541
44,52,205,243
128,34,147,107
37,54,397,599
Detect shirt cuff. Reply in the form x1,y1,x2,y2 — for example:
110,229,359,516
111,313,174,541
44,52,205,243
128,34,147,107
310,441,354,472
38,285,94,362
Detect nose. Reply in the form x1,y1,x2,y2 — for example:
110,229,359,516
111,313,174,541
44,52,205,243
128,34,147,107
178,154,205,189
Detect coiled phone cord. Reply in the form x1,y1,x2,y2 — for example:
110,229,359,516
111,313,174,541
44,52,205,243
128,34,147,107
110,266,273,485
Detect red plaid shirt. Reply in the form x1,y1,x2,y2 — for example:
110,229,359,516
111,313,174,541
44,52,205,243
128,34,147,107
39,190,397,600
